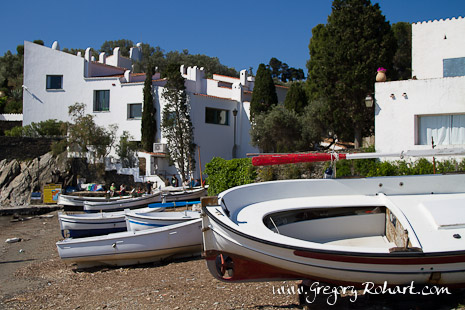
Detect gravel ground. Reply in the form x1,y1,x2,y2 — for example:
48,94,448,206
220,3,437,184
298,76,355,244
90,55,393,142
1,210,465,310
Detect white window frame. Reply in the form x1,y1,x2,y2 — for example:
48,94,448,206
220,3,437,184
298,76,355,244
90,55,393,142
416,114,465,145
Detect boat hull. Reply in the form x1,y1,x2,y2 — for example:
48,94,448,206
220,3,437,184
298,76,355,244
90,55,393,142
57,219,202,268
162,187,207,202
202,211,465,286
58,206,165,238
58,194,131,207
83,192,162,212
125,211,201,231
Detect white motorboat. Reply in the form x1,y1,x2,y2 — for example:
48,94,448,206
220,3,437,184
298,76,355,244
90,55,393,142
57,193,132,207
83,191,162,213
202,174,465,287
58,205,166,238
125,210,201,231
56,218,202,268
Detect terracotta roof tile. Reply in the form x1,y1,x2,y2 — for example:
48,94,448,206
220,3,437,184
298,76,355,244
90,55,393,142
91,61,127,72
193,93,233,101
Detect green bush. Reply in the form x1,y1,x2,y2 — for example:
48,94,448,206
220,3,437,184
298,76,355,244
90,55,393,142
410,158,434,175
5,119,66,137
436,159,458,174
257,166,275,182
51,139,68,156
333,157,465,178
204,157,257,196
4,125,24,137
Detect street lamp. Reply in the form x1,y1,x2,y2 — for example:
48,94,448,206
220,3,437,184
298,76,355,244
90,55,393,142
232,109,238,158
365,94,374,108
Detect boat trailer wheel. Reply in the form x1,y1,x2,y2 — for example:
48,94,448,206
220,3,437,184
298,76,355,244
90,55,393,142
215,254,234,279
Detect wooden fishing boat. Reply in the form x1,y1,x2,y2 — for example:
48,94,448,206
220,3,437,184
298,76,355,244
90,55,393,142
125,210,201,231
82,187,206,213
203,148,465,287
56,218,202,268
57,193,132,207
202,174,465,287
58,205,166,238
83,191,162,213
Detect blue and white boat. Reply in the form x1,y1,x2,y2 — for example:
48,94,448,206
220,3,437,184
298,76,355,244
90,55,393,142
57,193,132,207
58,205,165,238
125,210,201,231
56,219,203,268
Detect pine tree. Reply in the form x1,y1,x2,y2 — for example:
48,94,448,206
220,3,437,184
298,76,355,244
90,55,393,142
141,64,156,152
250,63,278,119
284,83,308,114
161,63,195,182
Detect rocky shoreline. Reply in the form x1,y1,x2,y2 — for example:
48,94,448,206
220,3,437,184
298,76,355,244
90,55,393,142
0,204,62,216
0,152,71,208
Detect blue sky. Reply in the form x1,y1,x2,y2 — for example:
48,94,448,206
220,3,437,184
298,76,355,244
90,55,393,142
1,0,464,74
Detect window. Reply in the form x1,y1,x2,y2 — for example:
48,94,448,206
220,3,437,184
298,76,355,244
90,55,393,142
443,58,465,77
94,90,110,112
46,75,63,90
417,114,465,145
218,81,233,89
206,107,229,125
128,103,142,119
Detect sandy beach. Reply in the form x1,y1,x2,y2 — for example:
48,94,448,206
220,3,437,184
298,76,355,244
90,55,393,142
1,210,465,310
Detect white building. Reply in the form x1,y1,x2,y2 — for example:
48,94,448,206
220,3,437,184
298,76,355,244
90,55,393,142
22,41,287,181
375,17,465,160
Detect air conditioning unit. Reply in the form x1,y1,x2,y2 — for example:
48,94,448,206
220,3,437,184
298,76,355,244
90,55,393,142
153,143,167,153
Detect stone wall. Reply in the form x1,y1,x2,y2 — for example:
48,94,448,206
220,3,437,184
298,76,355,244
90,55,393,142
0,137,63,161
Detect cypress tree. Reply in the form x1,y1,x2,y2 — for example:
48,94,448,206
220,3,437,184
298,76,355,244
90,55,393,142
250,63,278,119
141,64,156,152
307,0,396,147
161,63,195,182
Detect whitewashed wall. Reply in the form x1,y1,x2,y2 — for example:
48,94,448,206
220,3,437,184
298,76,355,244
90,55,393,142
375,76,465,154
375,17,465,161
0,114,22,121
23,42,87,125
412,17,465,79
23,41,277,180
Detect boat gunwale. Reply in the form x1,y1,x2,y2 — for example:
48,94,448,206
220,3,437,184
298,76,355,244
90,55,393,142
203,205,465,260
59,218,126,225
84,192,162,207
126,211,200,221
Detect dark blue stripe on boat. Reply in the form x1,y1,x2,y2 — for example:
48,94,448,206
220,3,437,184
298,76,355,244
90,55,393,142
62,227,127,238
60,219,126,225
127,220,168,227
148,201,200,208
